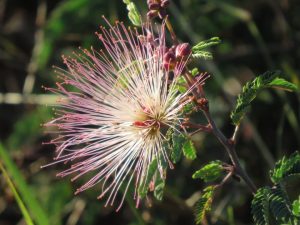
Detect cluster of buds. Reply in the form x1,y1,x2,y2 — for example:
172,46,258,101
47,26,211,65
163,43,191,70
147,0,170,19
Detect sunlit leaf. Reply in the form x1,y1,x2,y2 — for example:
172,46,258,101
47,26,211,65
251,187,271,225
192,160,223,182
183,139,197,160
270,151,300,184
231,71,298,125
194,186,215,224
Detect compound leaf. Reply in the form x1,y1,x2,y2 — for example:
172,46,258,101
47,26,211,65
251,187,271,225
192,160,224,182
231,71,299,125
194,186,215,224
270,151,300,184
182,139,197,160
268,185,294,223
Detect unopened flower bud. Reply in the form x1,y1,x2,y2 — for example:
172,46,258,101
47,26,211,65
161,0,170,8
197,98,209,111
163,51,176,70
175,43,191,58
149,2,160,10
147,10,158,19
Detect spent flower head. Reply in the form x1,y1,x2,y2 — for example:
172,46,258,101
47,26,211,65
45,19,201,210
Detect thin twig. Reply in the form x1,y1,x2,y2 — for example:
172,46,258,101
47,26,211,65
0,93,59,105
183,71,257,193
165,16,178,44
203,109,257,193
231,125,240,143
215,171,234,189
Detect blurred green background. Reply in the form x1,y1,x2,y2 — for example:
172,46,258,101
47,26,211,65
0,0,299,224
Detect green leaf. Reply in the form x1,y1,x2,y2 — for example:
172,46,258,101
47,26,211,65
183,139,197,160
292,197,300,217
138,158,158,198
191,37,221,60
266,78,299,92
0,161,34,225
123,0,141,26
192,160,224,182
191,68,199,76
192,51,213,60
171,132,186,163
194,186,215,224
174,76,188,93
0,143,49,225
192,37,221,51
270,151,300,184
268,185,294,223
231,71,299,125
251,187,271,225
154,177,165,201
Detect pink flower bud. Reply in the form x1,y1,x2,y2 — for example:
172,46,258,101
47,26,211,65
149,2,160,10
163,51,176,70
147,10,158,19
175,43,191,58
161,0,170,8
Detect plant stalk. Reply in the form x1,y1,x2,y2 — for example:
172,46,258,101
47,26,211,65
183,71,257,193
204,111,257,194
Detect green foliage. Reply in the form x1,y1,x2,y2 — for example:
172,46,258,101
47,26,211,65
192,37,221,50
191,68,200,76
182,139,197,160
138,158,158,198
251,187,271,225
164,129,197,162
251,152,300,225
138,155,168,201
231,71,299,125
123,0,141,26
292,197,300,217
251,185,299,225
192,37,221,60
270,151,300,184
268,185,294,223
194,186,215,224
172,132,186,162
154,177,165,201
0,160,34,225
266,78,299,92
174,76,188,93
192,51,213,60
0,143,49,225
192,160,224,182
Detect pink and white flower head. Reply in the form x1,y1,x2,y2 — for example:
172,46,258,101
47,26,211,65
45,19,200,210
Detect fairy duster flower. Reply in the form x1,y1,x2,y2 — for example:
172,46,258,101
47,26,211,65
45,20,198,210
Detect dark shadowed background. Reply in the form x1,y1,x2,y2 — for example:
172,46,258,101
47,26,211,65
0,0,299,224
